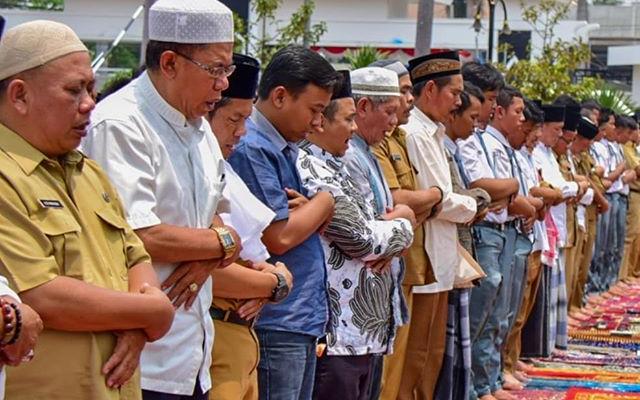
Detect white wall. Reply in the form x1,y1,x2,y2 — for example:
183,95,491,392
1,0,593,55
254,0,591,57
1,0,144,42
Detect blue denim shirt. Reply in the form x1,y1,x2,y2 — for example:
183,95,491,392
228,108,328,337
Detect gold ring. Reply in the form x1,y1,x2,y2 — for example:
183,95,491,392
188,283,198,293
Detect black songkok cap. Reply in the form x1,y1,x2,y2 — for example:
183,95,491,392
577,116,598,139
222,53,260,99
408,50,461,85
563,105,581,132
542,104,565,123
332,70,352,100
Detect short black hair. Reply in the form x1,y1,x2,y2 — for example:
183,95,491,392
524,99,544,124
461,61,504,92
455,82,485,115
145,40,208,71
412,76,452,97
581,99,601,112
258,45,339,100
495,85,523,109
616,114,637,129
323,99,344,122
598,108,614,127
553,94,580,108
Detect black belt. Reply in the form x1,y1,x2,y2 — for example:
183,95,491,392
475,220,516,232
210,307,254,328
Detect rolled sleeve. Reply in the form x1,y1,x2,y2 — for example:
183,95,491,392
228,144,289,222
83,120,161,230
0,178,60,293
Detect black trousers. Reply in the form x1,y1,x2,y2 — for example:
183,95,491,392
313,354,374,400
142,378,208,400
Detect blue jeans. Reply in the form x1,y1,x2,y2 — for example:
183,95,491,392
493,231,532,391
469,225,512,398
587,196,612,294
604,193,628,289
257,329,317,400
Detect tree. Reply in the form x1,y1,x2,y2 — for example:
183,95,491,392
344,46,389,70
498,0,600,102
415,0,434,56
0,0,63,10
240,0,326,67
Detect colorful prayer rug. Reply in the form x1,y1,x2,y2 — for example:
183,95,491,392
565,387,640,399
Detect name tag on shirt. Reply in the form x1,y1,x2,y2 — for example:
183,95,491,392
39,199,63,209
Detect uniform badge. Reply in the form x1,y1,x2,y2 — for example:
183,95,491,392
39,199,63,209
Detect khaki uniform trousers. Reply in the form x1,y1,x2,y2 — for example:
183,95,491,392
503,251,542,373
565,224,586,312
620,191,640,280
381,285,413,400
572,206,597,311
390,291,449,400
209,320,259,400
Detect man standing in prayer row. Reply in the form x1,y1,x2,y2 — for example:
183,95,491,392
370,60,443,400
298,68,415,400
83,1,240,398
0,20,175,399
402,51,478,399
228,46,339,400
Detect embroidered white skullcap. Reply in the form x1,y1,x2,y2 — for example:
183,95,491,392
0,20,88,81
350,67,400,97
149,0,234,44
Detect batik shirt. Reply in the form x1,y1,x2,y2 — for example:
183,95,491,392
297,141,413,356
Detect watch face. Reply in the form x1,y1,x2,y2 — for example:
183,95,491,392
220,232,234,248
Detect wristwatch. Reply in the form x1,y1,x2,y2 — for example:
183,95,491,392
270,272,290,303
210,226,237,260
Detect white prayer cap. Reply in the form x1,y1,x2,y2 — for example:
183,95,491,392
0,20,87,81
350,67,400,97
149,0,234,44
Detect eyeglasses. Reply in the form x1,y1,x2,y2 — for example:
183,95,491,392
174,51,236,79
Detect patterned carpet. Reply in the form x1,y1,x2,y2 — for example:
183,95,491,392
512,280,640,400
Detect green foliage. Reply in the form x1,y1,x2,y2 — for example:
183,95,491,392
233,12,248,54
344,46,389,70
0,0,63,10
237,0,327,67
592,86,638,116
107,44,140,70
100,69,133,94
498,0,601,102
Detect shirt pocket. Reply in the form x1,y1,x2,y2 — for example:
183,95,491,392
33,210,82,279
94,207,130,283
391,157,414,190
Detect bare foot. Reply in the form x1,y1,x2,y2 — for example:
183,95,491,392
516,360,535,373
493,389,518,400
479,395,498,400
513,370,531,383
502,372,524,391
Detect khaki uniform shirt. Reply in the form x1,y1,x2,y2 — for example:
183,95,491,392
623,142,640,192
0,124,150,400
372,127,436,286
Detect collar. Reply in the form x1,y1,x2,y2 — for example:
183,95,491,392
351,134,370,153
485,125,512,149
250,107,288,152
138,72,205,144
411,107,440,137
299,140,344,169
0,123,84,175
443,135,457,155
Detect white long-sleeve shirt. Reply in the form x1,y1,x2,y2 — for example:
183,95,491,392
402,108,476,294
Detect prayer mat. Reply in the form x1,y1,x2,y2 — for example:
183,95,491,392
512,389,564,399
565,387,640,399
